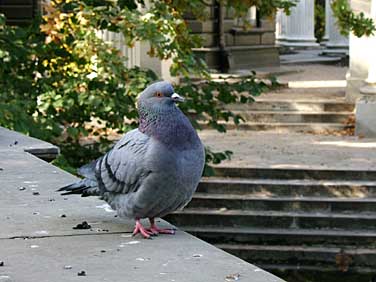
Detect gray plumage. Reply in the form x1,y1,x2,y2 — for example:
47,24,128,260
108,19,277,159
58,81,205,220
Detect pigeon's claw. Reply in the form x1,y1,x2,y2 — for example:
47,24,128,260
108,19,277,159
132,219,153,239
148,226,176,235
148,218,176,235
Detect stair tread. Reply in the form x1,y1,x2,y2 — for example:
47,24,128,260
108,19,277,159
258,263,376,273
181,225,376,237
252,99,352,104
201,177,376,186
210,167,376,173
227,100,354,111
214,121,352,126
215,243,376,253
231,110,354,115
173,208,376,218
258,92,347,96
257,91,346,98
192,193,376,202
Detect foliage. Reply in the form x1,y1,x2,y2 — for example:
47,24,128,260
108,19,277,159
332,0,376,37
177,74,270,132
40,0,298,78
204,147,233,176
0,0,290,173
315,1,325,43
221,0,298,17
0,10,158,170
0,15,51,140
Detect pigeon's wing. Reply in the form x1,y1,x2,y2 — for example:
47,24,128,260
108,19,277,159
96,129,151,195
77,160,97,180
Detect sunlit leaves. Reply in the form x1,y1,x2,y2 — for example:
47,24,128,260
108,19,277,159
176,75,270,133
0,0,287,172
204,147,233,176
331,0,376,37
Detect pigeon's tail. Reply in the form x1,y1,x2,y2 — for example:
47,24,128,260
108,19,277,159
57,178,100,197
58,159,100,197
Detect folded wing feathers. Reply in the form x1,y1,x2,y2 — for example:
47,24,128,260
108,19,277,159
77,159,97,180
57,178,99,197
59,129,151,198
96,130,150,195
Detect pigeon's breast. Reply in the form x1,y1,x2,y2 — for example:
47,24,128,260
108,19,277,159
176,145,205,191
129,138,204,218
149,138,204,190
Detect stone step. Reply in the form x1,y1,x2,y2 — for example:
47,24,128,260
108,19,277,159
200,122,353,132
258,86,346,95
260,88,346,99
226,101,354,112
165,209,376,230
231,111,353,123
263,264,375,282
198,178,376,197
188,193,376,212
216,244,376,268
211,167,376,181
181,226,376,247
281,56,343,65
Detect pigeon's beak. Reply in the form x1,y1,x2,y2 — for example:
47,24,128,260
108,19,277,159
171,93,185,103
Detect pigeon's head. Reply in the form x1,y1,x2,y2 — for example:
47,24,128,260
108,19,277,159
137,81,184,112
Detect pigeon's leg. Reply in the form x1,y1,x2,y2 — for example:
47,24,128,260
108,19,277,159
132,219,152,239
147,218,176,235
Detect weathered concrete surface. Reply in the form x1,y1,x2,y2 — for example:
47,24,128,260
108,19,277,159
0,232,277,282
0,126,59,160
0,133,283,282
0,151,135,239
199,130,376,170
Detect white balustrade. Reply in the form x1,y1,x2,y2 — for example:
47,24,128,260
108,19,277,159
325,0,349,49
97,30,141,69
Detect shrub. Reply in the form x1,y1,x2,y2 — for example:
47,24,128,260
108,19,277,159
0,0,288,172
315,1,325,43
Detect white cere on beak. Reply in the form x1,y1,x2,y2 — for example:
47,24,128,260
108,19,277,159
171,93,185,103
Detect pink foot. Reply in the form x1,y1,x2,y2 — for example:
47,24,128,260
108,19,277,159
132,219,153,239
147,218,176,235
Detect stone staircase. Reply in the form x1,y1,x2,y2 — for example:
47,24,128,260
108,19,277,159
164,167,376,282
201,86,355,134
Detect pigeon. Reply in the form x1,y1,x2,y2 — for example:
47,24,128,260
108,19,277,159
58,81,205,238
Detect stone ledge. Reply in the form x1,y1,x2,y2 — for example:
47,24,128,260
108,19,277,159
0,126,59,161
0,131,284,282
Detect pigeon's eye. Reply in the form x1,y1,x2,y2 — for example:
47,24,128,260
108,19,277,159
155,92,163,97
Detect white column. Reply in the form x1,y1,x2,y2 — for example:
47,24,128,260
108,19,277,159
277,0,318,47
97,30,141,68
235,6,257,27
140,42,178,83
360,0,376,94
325,0,349,49
355,0,376,137
275,9,285,41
